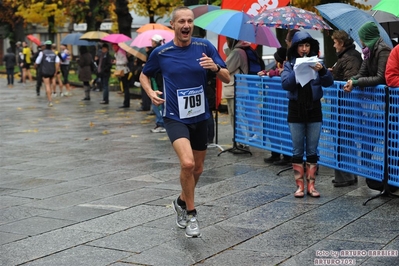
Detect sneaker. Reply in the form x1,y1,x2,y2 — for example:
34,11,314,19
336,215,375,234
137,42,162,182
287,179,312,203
53,93,57,98
172,199,187,229
151,126,166,133
185,214,201,238
48,102,53,107
60,92,65,97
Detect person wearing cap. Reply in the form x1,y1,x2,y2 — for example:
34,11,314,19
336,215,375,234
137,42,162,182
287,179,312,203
330,30,363,188
343,21,391,174
33,42,46,95
281,30,333,198
34,40,60,107
112,43,131,108
147,34,166,133
258,47,292,166
344,22,391,92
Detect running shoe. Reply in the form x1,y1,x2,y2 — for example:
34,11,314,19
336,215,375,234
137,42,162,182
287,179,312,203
172,199,187,229
48,102,53,107
185,214,201,238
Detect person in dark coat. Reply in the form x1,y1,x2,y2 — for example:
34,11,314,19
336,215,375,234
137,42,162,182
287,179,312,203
3,47,16,87
329,30,363,187
77,46,93,101
343,21,391,179
96,43,113,104
281,31,334,198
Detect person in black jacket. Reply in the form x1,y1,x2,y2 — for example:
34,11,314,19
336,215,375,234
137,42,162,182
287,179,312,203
329,30,363,187
96,43,113,104
3,47,16,88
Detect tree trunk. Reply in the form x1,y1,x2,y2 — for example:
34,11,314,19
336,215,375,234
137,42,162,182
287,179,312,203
115,0,133,37
48,16,55,42
86,0,99,31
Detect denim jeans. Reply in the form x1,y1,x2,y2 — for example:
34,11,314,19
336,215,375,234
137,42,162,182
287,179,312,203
288,122,321,163
6,68,14,85
101,75,110,102
152,103,164,127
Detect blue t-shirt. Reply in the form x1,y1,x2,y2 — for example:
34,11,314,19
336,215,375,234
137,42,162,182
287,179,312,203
142,37,226,124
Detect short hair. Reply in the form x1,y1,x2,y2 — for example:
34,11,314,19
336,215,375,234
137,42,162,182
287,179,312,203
171,6,193,22
332,30,354,47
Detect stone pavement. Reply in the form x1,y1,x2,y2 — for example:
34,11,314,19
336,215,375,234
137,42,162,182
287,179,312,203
1,81,399,266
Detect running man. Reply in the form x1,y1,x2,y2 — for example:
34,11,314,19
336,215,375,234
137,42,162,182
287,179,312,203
140,6,230,237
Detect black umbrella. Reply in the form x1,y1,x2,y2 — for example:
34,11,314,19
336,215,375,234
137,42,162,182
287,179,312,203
367,10,399,39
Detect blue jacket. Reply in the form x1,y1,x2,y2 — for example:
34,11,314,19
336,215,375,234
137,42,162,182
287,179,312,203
281,31,333,101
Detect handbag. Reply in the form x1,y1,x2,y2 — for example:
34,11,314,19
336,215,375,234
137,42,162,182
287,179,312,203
114,69,124,77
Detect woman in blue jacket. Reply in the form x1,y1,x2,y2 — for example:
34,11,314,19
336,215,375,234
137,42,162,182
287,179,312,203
281,31,333,198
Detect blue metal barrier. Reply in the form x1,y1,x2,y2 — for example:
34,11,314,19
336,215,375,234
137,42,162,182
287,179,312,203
234,74,393,184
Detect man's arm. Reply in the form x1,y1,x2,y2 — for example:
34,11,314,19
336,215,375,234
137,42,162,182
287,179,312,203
139,72,165,106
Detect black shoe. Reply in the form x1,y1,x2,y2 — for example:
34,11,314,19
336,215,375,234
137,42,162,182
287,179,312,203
81,97,90,101
100,101,109,104
119,105,129,108
273,158,290,166
136,108,149,111
332,176,358,184
333,180,356,187
264,156,280,164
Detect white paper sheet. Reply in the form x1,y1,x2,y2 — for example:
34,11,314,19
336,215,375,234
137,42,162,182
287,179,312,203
294,56,323,86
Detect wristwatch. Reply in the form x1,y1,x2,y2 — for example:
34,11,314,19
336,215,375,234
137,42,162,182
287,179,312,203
213,64,221,73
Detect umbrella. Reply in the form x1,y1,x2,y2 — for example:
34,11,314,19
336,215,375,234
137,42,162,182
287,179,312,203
164,4,220,22
253,6,333,30
194,9,281,48
101,33,132,44
372,0,399,17
130,29,175,48
367,10,399,38
61,33,96,46
119,41,147,62
80,31,109,41
27,34,41,46
316,3,393,48
136,23,173,33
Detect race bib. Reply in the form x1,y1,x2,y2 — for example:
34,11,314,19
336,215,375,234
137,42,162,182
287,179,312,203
177,86,205,119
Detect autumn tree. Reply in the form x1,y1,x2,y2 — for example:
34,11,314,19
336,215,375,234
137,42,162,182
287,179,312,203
14,0,67,42
0,0,25,50
64,0,111,31
114,0,133,37
129,0,183,24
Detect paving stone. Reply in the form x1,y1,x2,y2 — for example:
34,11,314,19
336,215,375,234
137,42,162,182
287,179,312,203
2,84,399,265
23,245,132,266
0,216,75,236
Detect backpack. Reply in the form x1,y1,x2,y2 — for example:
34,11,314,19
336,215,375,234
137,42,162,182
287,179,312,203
238,46,265,75
40,50,56,76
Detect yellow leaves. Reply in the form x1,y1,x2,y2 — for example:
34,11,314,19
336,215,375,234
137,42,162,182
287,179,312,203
89,122,95,127
102,130,109,135
22,129,39,133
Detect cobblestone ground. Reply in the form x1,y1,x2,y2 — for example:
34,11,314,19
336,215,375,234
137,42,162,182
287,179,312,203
1,80,399,266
